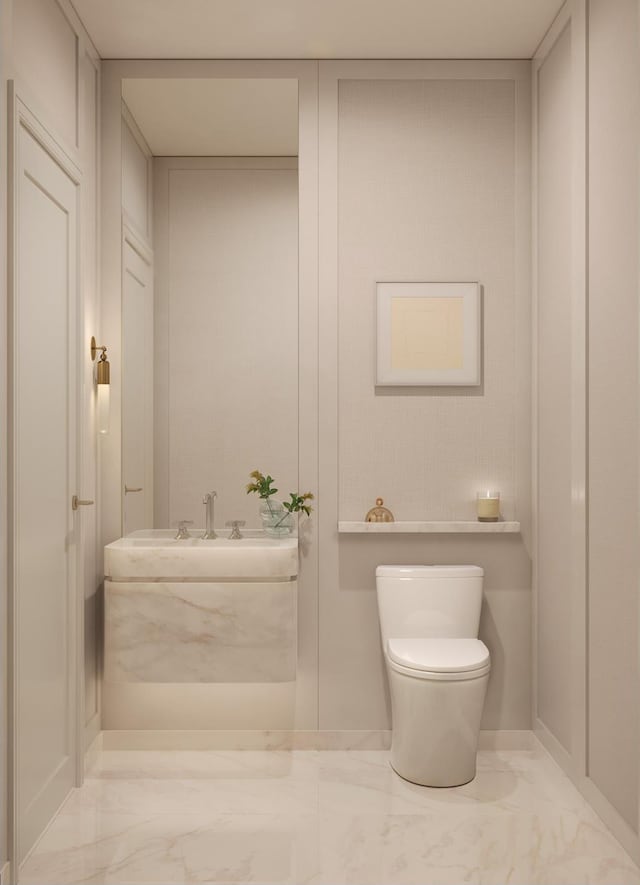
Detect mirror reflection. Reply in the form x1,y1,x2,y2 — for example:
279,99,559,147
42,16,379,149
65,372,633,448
120,78,299,535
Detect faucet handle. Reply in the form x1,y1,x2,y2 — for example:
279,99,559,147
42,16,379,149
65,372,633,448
226,520,246,540
174,520,193,540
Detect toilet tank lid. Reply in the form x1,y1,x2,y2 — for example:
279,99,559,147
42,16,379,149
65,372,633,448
376,565,483,579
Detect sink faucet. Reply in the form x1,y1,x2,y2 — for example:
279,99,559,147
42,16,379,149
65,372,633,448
202,491,217,539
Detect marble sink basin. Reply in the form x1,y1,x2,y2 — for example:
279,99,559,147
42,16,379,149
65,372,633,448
104,529,298,580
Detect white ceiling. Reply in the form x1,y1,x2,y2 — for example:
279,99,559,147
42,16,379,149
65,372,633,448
72,0,564,60
122,79,299,155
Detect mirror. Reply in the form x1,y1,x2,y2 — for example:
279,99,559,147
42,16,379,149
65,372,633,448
120,78,299,534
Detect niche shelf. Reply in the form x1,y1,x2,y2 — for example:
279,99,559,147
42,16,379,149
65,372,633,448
338,521,521,534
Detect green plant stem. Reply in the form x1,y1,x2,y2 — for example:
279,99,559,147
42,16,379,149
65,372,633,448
273,510,291,528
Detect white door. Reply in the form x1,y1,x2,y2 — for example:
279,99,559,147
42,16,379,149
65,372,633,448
12,103,80,865
122,234,153,533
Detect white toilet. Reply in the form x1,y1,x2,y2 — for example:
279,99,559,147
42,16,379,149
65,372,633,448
376,565,490,787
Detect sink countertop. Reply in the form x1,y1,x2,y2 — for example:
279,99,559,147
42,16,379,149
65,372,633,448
105,529,299,580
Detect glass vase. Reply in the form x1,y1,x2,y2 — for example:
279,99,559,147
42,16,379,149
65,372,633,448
259,498,294,537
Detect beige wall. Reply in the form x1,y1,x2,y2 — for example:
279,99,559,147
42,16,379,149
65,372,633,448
331,536,531,729
320,62,532,731
12,0,78,150
153,157,298,530
534,0,640,862
338,78,525,523
588,0,640,832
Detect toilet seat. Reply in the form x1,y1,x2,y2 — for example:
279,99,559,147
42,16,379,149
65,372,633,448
386,638,490,681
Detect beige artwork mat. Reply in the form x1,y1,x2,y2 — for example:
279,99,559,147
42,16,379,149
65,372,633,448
376,282,481,386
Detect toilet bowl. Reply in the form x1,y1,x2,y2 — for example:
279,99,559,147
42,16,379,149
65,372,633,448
376,566,490,787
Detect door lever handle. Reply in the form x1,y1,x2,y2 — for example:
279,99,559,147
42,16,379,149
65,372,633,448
125,486,143,494
72,496,94,510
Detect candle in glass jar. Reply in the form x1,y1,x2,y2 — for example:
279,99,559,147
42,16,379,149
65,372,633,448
476,490,500,522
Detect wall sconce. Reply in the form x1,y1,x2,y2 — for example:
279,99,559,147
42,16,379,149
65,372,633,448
91,336,110,435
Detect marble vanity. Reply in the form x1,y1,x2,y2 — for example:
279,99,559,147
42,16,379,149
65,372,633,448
105,529,299,580
103,530,299,732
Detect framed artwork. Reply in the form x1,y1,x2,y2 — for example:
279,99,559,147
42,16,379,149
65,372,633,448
376,281,481,386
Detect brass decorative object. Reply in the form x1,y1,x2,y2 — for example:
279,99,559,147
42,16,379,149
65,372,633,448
365,497,395,523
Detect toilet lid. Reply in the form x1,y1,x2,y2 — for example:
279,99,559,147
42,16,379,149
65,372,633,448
387,638,490,673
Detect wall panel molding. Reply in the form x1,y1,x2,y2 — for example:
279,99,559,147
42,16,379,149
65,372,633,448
8,84,83,869
78,40,102,753
587,0,640,836
2,0,101,869
122,102,153,245
533,0,640,862
11,0,99,159
532,0,587,763
532,0,588,802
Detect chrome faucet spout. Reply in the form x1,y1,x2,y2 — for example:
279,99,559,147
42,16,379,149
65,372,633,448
202,491,217,539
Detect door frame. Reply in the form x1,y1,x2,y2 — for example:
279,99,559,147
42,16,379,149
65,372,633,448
7,83,84,875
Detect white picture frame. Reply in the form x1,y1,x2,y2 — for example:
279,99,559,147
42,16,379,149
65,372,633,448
376,281,481,386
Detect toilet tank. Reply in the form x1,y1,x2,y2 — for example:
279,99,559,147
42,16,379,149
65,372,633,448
376,565,484,644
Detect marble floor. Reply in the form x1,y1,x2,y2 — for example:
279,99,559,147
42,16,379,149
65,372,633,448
20,746,640,885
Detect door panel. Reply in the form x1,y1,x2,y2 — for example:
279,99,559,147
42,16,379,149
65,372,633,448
122,236,153,534
14,116,79,863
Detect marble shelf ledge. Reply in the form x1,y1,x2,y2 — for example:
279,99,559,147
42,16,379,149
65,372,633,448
338,521,521,534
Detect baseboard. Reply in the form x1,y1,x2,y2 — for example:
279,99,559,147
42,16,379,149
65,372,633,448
102,729,393,750
0,860,11,885
534,721,640,866
101,728,534,751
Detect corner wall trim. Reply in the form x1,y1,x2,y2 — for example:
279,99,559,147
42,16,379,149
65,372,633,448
84,729,104,776
0,861,11,885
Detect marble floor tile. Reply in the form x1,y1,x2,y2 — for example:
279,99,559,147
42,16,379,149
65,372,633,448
20,747,640,885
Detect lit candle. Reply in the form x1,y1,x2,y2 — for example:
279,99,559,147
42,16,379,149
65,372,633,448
476,490,500,522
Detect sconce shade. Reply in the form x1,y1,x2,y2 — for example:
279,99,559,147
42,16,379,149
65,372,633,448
96,355,110,385
91,335,111,435
97,384,110,435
